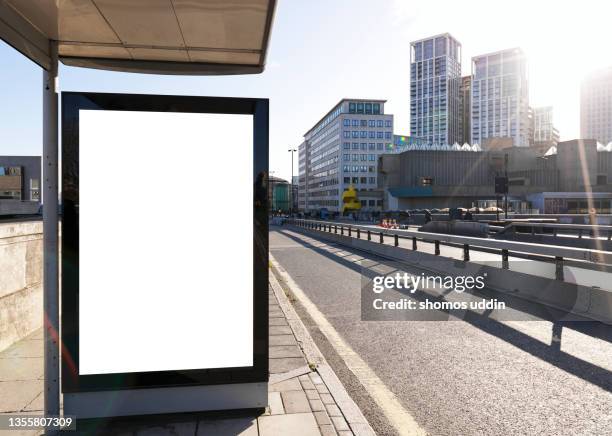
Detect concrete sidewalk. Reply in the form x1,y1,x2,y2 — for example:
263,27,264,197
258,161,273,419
0,273,373,436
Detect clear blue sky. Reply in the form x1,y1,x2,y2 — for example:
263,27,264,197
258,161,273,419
1,0,610,182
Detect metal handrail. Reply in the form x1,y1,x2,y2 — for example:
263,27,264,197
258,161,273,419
288,218,612,267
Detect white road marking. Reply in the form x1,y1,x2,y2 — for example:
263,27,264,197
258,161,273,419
270,253,428,436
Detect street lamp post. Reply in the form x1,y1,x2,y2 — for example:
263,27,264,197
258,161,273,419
288,148,297,216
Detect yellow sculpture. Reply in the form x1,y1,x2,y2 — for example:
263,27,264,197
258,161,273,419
341,185,361,213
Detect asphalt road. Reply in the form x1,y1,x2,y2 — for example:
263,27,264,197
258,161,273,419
270,226,612,436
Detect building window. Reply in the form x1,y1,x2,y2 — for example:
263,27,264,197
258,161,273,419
343,154,350,161
344,177,350,183
349,102,356,113
385,132,392,139
343,142,350,149
352,177,358,184
352,154,358,161
352,119,359,127
357,102,364,113
29,179,40,201
365,103,373,114
373,103,380,114
368,120,375,127
369,200,376,206
377,132,383,138
360,177,367,184
377,120,383,127
369,177,376,184
385,120,392,127
369,143,375,150
352,131,359,138
360,120,367,127
377,143,383,150
360,131,367,138
352,142,359,149
368,166,375,173
343,119,350,127
369,154,375,161
360,143,367,150
343,131,350,138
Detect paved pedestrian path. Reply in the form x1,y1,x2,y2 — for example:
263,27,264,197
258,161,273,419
0,274,372,435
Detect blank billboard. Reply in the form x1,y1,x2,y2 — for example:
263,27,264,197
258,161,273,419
77,110,253,375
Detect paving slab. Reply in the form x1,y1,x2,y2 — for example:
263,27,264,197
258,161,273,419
269,357,306,374
269,334,297,346
196,417,258,436
280,390,311,414
258,412,320,436
269,377,302,392
269,345,303,358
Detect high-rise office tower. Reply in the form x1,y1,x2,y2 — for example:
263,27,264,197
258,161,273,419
471,48,530,147
410,33,462,145
532,106,559,146
581,67,612,144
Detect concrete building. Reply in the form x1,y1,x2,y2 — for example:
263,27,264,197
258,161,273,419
471,48,530,147
298,99,394,213
532,106,559,147
410,33,462,145
378,139,612,213
459,75,472,144
0,156,41,215
581,67,612,144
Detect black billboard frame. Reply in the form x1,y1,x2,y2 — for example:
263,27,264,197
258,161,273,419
61,91,269,394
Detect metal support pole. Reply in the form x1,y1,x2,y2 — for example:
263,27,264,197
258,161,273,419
555,256,564,281
379,232,384,244
435,240,440,255
463,244,470,262
334,225,337,234
341,226,344,235
394,234,399,247
43,41,60,427
412,236,417,250
501,249,509,269
348,227,352,237
357,228,360,239
367,230,371,241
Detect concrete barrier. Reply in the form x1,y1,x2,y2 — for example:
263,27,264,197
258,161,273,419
289,223,612,324
419,220,490,237
0,220,43,352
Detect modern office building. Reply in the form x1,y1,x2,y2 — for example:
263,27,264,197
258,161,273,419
459,75,472,144
298,99,394,213
471,48,530,147
268,176,290,213
581,67,612,144
410,33,462,145
532,106,559,147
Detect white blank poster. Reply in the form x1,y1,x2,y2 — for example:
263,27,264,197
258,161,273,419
78,110,254,375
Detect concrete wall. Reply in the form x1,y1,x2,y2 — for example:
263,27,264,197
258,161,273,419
0,220,43,352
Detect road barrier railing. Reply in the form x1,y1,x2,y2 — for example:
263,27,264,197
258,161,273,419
285,218,612,324
288,219,612,268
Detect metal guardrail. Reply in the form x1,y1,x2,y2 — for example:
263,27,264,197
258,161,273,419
500,222,612,240
288,219,612,279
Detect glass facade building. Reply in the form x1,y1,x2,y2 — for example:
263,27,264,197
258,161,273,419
581,67,612,144
471,48,530,147
298,99,393,213
533,106,559,145
410,33,462,145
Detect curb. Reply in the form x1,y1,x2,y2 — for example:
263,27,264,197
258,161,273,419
269,262,377,436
